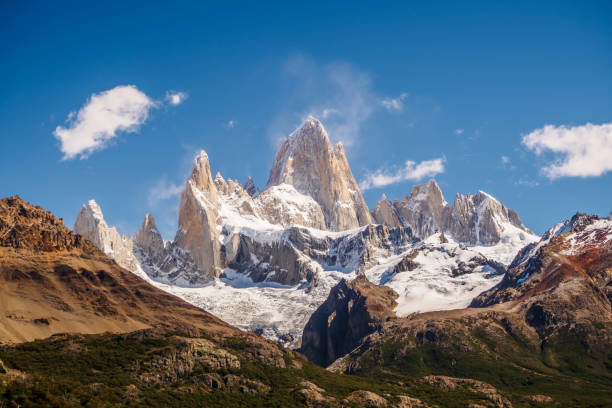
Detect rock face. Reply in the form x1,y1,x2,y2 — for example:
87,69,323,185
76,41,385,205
74,200,141,272
373,179,536,246
447,190,528,245
394,180,448,239
371,194,402,228
300,275,398,367
266,117,372,231
174,151,223,281
243,176,259,197
224,224,413,287
134,214,165,262
255,184,327,230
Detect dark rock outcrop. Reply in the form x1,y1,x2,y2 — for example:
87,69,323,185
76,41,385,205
300,275,398,367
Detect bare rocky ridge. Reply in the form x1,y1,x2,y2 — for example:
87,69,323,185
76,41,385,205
372,179,535,245
267,117,372,231
471,213,612,316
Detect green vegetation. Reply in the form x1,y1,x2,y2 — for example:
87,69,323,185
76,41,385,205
0,331,522,407
0,326,611,407
352,323,612,407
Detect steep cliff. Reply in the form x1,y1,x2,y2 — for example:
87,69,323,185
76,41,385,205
174,151,223,281
266,117,372,231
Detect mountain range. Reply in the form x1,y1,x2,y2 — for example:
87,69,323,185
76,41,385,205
1,117,610,406
73,117,538,346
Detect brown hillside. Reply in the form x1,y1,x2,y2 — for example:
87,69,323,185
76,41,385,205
0,196,251,345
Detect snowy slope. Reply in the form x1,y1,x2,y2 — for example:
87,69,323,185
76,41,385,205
78,189,538,347
75,118,541,347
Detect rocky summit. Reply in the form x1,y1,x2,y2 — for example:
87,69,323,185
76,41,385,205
371,179,534,245
267,116,372,231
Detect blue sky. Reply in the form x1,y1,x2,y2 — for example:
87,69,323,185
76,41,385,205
1,1,611,239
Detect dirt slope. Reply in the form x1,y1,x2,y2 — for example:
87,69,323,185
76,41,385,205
0,196,247,344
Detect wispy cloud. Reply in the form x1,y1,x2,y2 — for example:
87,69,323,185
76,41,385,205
165,90,188,106
54,85,156,160
320,108,337,118
522,122,612,179
268,55,376,147
515,178,539,187
147,177,183,206
359,157,446,190
455,128,464,135
381,92,407,112
501,155,511,164
225,120,238,128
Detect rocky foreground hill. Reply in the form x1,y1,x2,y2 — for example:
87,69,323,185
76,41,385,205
300,212,612,406
73,117,538,346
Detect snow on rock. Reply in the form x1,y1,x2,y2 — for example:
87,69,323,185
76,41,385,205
372,180,538,249
266,117,372,231
255,184,326,230
471,212,612,308
74,117,542,346
364,233,506,317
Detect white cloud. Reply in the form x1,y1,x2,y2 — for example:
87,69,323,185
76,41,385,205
522,122,612,179
359,157,446,190
455,128,464,135
54,85,155,160
381,92,407,112
226,120,238,128
501,155,511,164
165,90,188,106
148,177,183,206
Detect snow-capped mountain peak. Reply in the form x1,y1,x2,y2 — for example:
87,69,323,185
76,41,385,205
266,117,372,231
